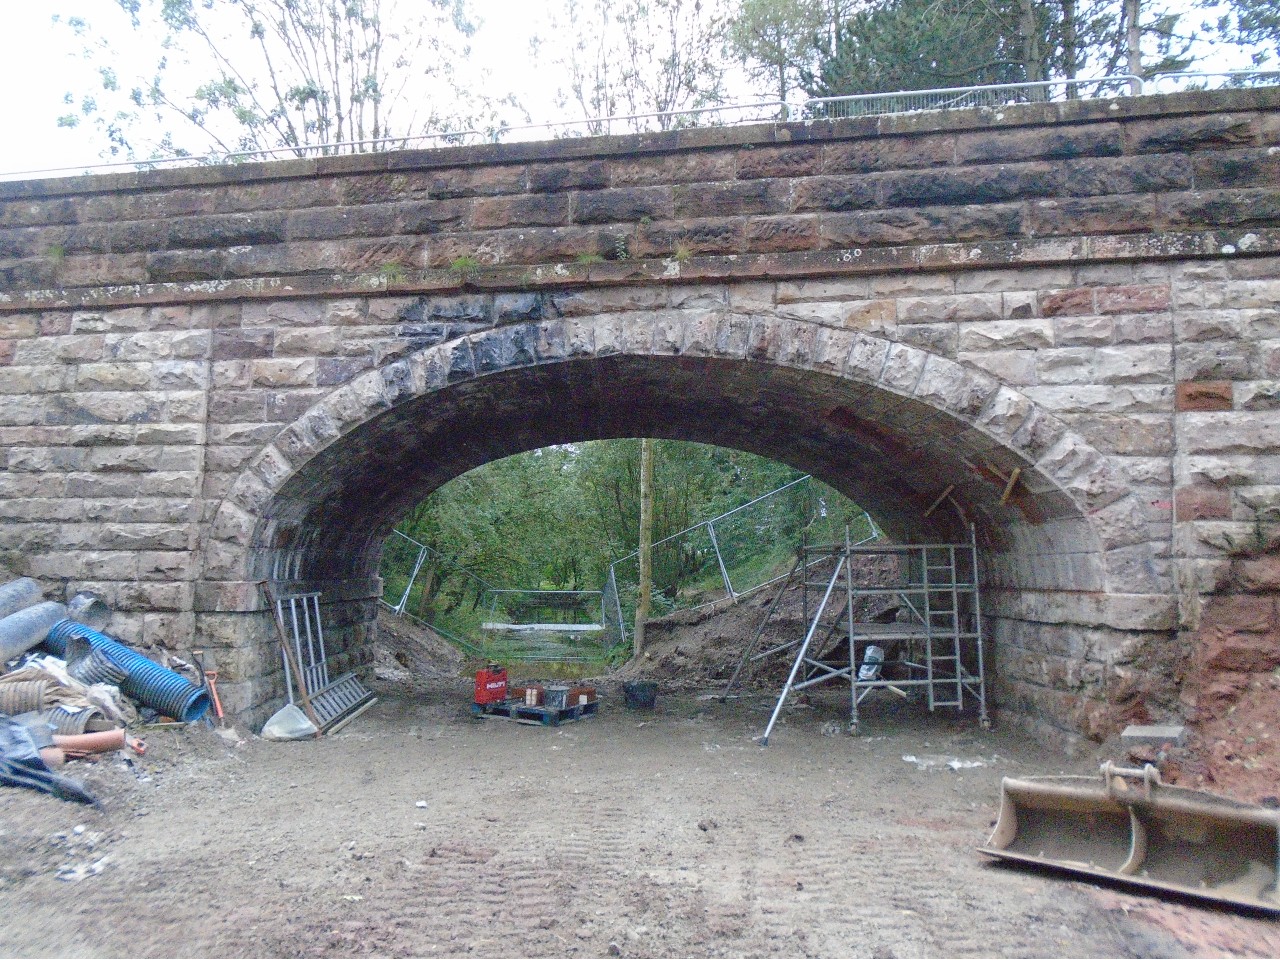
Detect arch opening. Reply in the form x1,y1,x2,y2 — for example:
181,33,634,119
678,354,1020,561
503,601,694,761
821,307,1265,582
204,316,1172,746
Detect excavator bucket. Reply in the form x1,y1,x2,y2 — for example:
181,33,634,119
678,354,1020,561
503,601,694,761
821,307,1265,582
979,763,1280,914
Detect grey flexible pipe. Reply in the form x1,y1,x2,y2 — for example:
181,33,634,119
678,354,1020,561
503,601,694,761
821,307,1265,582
0,602,69,665
0,578,43,621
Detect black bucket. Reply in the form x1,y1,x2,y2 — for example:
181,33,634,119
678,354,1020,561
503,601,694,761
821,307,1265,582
622,681,658,710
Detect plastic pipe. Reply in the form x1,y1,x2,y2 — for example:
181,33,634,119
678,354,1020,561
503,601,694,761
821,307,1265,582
53,729,145,757
45,621,210,724
0,602,69,664
67,593,111,631
0,578,43,620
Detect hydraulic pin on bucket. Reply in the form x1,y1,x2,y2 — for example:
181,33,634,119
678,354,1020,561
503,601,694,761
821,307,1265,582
979,762,1280,914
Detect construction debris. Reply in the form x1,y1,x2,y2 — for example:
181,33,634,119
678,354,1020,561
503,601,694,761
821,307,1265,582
979,761,1280,914
0,576,212,803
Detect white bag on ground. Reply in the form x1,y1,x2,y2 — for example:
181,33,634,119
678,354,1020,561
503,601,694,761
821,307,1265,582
260,704,318,741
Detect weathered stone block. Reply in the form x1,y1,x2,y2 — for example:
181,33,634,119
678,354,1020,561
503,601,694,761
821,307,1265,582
610,152,735,187
1061,154,1193,196
1040,288,1094,316
957,318,1052,351
1096,284,1170,314
957,124,1121,163
251,358,316,387
1175,485,1233,521
1125,113,1258,153
1175,380,1233,411
879,162,1059,208
820,204,1022,248
1194,148,1280,190
822,134,954,172
572,186,673,225
471,193,571,230
1093,345,1172,384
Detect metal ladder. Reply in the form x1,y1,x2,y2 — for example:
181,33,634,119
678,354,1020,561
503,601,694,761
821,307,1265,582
924,545,964,710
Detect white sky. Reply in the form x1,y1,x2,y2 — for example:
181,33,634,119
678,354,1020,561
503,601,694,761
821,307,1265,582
0,0,1262,177
0,0,574,175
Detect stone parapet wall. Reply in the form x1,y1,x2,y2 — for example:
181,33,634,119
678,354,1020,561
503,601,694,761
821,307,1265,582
0,89,1277,313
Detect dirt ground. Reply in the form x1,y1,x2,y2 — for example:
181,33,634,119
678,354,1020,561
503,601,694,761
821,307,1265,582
3,647,1279,959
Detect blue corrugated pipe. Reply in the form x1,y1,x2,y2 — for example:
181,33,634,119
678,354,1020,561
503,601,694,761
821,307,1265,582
45,621,210,723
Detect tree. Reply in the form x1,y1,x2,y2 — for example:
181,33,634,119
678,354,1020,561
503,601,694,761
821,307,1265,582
725,0,827,113
56,0,491,160
801,0,1030,98
1204,0,1280,67
548,0,729,133
798,0,1196,103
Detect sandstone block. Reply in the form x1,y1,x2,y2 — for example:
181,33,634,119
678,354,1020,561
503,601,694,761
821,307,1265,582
1179,412,1280,454
956,124,1121,163
820,204,1022,248
573,186,673,225
743,215,820,253
736,145,820,179
1029,195,1158,236
251,358,316,388
878,162,1059,208
470,193,571,230
822,134,954,172
791,176,876,212
1175,380,1233,411
897,293,1001,325
1041,288,1094,316
957,318,1052,351
674,179,789,218
894,322,956,357
1175,485,1232,521
610,152,735,187
1093,344,1172,384
1125,113,1258,153
1064,154,1194,197
1162,187,1280,231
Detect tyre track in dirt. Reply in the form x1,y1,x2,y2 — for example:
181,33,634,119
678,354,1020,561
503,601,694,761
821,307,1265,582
0,681,1246,958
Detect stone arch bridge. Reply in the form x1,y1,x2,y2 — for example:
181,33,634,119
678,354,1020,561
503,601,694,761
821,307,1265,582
1,87,1278,748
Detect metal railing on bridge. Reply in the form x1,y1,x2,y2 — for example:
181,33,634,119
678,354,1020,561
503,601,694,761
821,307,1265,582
5,70,1275,182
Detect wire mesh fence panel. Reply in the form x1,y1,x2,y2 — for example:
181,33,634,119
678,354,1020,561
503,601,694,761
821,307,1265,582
479,589,605,628
380,531,426,613
377,532,496,641
601,566,628,653
607,476,881,629
383,477,879,666
803,76,1146,120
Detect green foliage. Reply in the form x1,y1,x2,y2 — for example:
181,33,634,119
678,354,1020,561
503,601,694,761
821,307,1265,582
672,242,693,263
575,252,606,264
725,0,828,107
1206,0,1280,66
396,440,852,600
448,254,482,279
801,0,1029,98
378,261,408,283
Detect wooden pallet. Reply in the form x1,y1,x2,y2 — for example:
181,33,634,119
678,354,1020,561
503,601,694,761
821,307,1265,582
471,699,599,727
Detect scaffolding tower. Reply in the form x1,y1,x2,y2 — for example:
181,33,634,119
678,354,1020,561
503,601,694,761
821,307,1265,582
724,525,988,744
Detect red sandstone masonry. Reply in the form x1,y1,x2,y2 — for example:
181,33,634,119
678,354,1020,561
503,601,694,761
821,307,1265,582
1174,485,1233,521
0,89,1278,311
1175,381,1233,410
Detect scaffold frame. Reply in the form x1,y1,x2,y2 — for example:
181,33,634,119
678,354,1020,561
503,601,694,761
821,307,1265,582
725,525,988,744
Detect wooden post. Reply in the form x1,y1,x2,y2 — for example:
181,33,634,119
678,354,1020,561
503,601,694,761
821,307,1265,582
634,438,655,658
